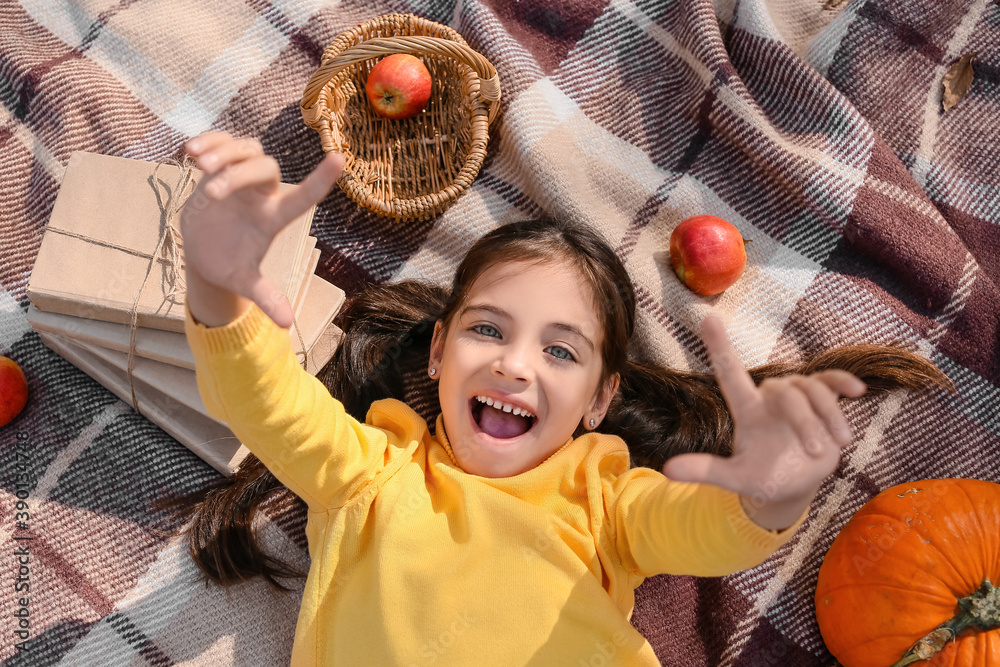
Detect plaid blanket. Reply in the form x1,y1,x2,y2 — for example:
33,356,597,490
2,0,998,665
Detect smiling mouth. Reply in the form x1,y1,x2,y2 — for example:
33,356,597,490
470,396,537,440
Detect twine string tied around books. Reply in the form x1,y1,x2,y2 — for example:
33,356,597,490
124,158,197,413
41,157,194,415
46,155,310,416
138,159,310,411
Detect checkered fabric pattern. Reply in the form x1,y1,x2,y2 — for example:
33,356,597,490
2,0,998,665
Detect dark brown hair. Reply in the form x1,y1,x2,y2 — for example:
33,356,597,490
160,219,953,588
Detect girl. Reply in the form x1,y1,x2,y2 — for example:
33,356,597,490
176,132,949,665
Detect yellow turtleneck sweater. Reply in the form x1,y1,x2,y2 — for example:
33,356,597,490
186,303,803,666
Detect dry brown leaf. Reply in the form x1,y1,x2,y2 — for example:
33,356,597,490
942,52,976,111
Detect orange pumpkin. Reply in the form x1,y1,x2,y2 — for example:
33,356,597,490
815,478,1000,666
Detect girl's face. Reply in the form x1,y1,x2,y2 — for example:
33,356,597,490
429,260,619,478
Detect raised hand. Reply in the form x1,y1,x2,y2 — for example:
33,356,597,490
180,132,344,328
661,315,867,530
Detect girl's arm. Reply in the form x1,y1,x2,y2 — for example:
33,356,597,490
181,133,403,510
180,132,343,328
661,316,867,531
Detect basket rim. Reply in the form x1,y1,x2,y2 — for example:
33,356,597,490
301,14,500,222
301,14,500,124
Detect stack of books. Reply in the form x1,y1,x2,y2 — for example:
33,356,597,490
26,152,346,475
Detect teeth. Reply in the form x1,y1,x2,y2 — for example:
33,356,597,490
475,395,535,419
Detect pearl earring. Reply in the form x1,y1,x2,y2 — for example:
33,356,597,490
589,418,596,428
428,368,437,377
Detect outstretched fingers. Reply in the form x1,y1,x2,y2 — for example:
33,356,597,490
662,454,726,483
245,273,294,329
789,371,866,448
184,132,342,216
662,452,735,488
201,155,282,201
186,133,263,174
183,131,231,157
701,315,759,416
275,152,345,223
767,379,834,455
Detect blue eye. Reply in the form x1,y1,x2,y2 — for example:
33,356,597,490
472,325,501,338
546,346,574,362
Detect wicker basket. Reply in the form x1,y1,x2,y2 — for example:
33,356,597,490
301,14,501,222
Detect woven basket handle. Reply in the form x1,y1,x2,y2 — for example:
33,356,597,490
302,35,501,125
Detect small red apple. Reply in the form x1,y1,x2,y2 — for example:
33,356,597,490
670,215,747,295
365,54,432,120
0,356,28,428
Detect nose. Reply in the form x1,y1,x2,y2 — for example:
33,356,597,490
491,344,533,382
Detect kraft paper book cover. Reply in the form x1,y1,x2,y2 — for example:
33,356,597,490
27,271,346,374
28,151,316,333
33,276,346,419
38,332,249,475
31,272,346,473
293,246,320,319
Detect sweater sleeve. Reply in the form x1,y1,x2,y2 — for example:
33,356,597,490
184,302,394,511
610,467,806,578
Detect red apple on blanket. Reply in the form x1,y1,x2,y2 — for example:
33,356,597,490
0,356,28,427
365,54,432,120
670,215,747,295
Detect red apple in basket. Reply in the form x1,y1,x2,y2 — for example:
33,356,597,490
365,54,432,120
0,356,28,427
669,215,747,295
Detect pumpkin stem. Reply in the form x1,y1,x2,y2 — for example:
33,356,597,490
889,579,1000,667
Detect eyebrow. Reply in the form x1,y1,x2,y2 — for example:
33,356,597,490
460,303,596,351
